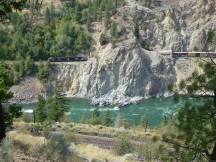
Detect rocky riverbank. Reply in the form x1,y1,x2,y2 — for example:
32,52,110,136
9,77,44,104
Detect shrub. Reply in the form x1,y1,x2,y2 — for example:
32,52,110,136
110,22,118,38
37,63,49,84
103,110,112,127
140,115,149,131
99,33,109,45
113,133,133,155
64,131,76,143
135,141,165,161
114,114,129,128
42,134,72,161
89,108,101,125
9,131,45,155
207,31,216,44
141,40,152,51
22,112,34,123
133,22,140,39
0,138,14,162
142,0,152,8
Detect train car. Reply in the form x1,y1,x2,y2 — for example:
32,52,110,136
172,52,216,58
208,52,216,58
173,52,188,58
159,50,172,56
200,52,208,57
48,56,88,62
188,52,201,57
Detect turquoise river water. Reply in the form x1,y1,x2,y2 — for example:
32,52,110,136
22,97,187,127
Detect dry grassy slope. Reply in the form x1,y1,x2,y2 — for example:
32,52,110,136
10,122,160,162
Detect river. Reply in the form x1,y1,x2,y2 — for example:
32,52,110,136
22,97,187,127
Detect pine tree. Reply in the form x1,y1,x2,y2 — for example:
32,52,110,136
104,7,110,29
140,115,148,131
47,82,68,122
90,108,101,125
0,64,22,142
103,110,112,127
0,0,26,19
165,61,216,162
35,95,46,123
24,56,34,75
110,22,117,38
114,114,128,128
133,22,139,39
99,33,108,45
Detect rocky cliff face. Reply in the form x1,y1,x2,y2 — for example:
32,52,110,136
49,42,175,105
47,0,216,105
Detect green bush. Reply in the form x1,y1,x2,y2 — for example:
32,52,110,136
135,141,166,161
103,110,112,127
141,40,152,51
113,133,133,155
99,33,109,45
37,63,49,84
42,134,72,161
0,138,14,162
133,22,140,39
142,0,152,8
114,114,129,128
207,31,216,44
89,108,101,125
22,113,34,123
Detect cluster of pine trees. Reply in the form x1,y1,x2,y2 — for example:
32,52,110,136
35,83,68,123
0,0,125,61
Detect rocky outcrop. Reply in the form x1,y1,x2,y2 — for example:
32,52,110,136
48,41,175,105
10,77,44,104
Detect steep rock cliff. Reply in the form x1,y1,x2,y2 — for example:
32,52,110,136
49,42,175,105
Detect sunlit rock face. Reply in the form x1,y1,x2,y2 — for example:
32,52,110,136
48,42,175,105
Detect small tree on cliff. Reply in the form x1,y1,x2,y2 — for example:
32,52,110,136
165,61,216,161
133,22,139,39
0,64,22,142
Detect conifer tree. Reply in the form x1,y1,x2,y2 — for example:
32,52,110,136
0,0,26,19
0,64,22,142
140,114,148,131
110,22,117,38
47,82,68,122
165,61,216,162
103,110,112,127
99,33,108,45
35,95,46,123
133,22,140,39
90,108,101,125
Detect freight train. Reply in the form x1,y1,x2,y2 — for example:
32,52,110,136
172,52,216,58
159,50,216,58
48,56,88,62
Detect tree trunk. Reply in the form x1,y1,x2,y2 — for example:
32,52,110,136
210,142,216,162
0,103,6,142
